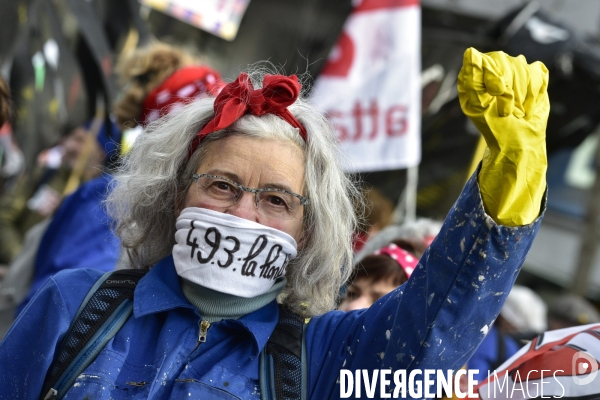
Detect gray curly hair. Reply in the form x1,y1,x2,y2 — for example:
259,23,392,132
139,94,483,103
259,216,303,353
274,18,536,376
105,71,362,316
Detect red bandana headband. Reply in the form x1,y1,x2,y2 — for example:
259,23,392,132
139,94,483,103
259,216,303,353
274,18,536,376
373,243,419,279
187,73,307,159
140,65,225,126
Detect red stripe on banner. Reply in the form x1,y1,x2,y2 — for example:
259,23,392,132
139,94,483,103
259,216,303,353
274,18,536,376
354,0,419,12
480,324,600,387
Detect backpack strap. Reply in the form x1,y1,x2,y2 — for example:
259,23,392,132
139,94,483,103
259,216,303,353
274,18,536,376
260,304,308,400
40,269,147,400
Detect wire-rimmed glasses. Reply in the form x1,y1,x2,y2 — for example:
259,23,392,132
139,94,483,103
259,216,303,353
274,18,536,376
191,173,309,220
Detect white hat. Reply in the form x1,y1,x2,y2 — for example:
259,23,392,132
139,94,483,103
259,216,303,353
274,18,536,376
500,285,548,334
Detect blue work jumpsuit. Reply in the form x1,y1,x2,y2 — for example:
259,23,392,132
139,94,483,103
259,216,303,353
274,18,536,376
0,172,544,399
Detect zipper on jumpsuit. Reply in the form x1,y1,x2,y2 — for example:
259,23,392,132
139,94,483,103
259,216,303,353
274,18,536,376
173,320,213,385
192,320,211,352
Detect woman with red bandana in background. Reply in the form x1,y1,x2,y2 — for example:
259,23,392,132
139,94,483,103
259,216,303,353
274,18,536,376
114,41,224,137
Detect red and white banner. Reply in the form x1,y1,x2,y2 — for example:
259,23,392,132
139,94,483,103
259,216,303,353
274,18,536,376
478,324,600,399
310,0,421,172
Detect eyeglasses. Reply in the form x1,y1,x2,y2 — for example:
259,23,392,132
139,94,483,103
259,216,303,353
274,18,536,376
191,173,310,220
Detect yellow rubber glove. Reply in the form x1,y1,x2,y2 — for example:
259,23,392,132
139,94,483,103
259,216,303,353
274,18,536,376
457,47,550,226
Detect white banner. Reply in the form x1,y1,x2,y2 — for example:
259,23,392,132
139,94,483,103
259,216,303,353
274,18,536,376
310,0,421,172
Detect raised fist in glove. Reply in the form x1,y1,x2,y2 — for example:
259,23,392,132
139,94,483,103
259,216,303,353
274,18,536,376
458,47,550,226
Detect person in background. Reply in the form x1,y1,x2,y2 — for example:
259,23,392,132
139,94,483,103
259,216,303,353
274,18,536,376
352,187,394,252
497,285,548,341
114,40,224,130
548,292,600,330
339,240,419,311
339,217,441,311
0,125,91,265
355,217,442,260
0,120,114,331
13,121,121,316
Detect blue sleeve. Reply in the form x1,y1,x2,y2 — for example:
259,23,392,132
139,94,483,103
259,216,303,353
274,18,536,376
305,169,545,399
0,269,102,400
467,325,499,383
18,175,119,315
467,327,522,383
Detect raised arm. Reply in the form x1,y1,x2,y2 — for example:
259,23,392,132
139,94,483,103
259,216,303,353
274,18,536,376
305,48,550,398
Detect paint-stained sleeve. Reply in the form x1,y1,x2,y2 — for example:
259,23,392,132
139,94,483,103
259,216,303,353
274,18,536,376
305,167,545,399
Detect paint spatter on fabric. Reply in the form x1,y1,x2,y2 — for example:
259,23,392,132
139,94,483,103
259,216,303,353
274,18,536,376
428,293,435,306
480,325,489,335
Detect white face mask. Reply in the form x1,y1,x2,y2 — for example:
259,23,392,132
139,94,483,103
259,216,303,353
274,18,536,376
173,207,298,298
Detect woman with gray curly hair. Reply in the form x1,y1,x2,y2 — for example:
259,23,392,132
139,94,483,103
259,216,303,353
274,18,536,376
1,47,548,399
108,72,357,317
